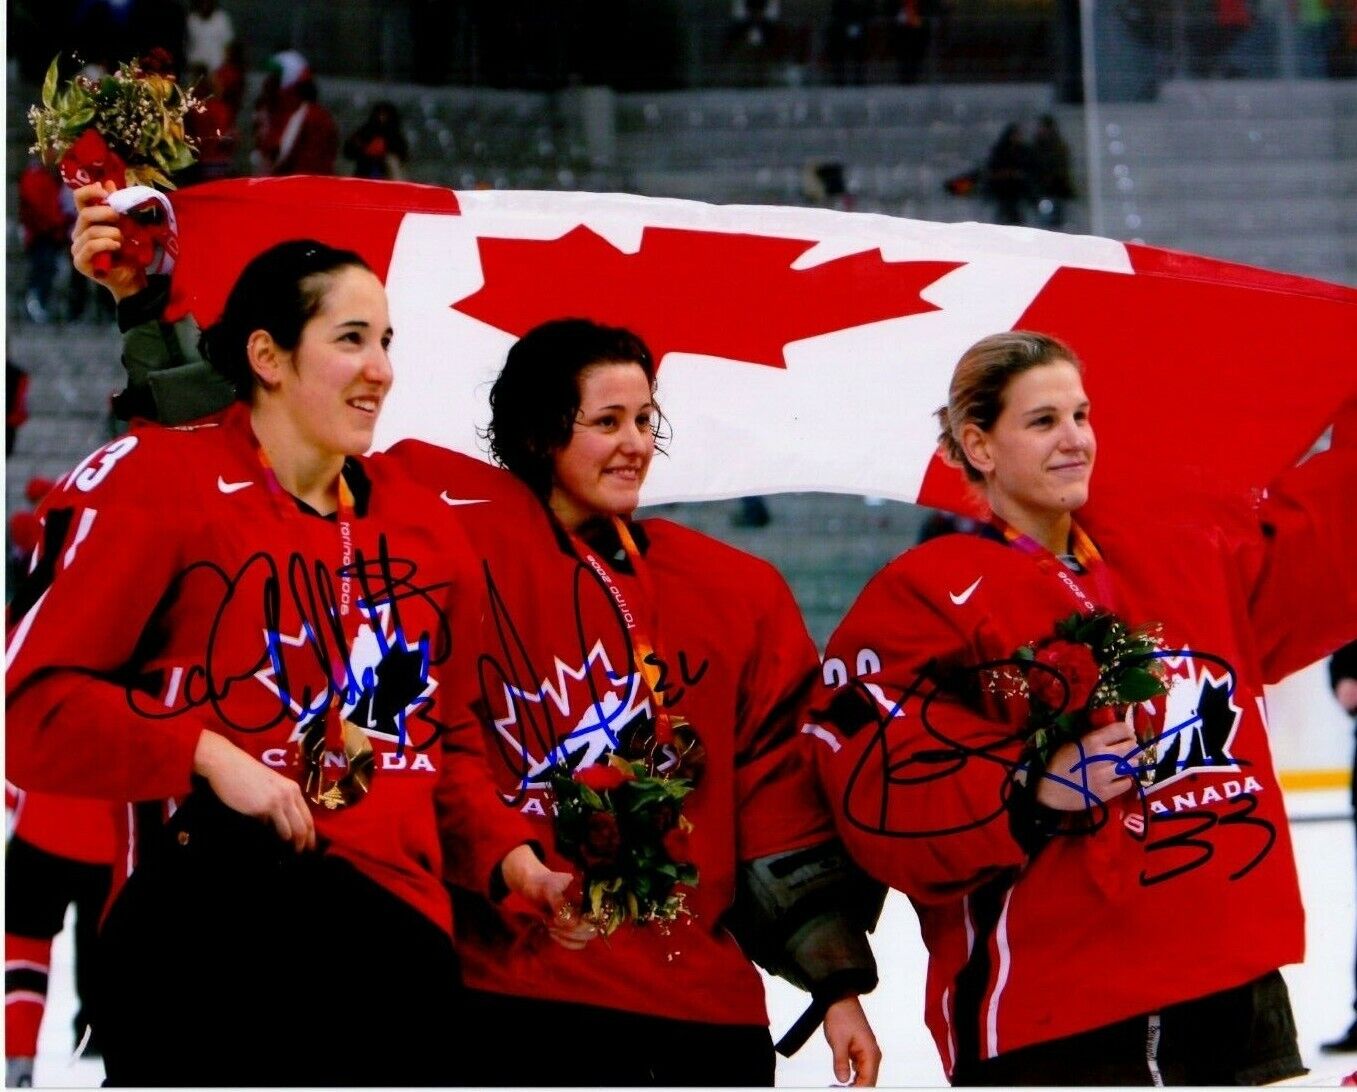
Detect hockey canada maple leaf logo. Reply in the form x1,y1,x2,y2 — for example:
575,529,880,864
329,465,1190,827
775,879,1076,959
1143,648,1244,788
256,601,439,749
452,225,963,367
486,640,654,803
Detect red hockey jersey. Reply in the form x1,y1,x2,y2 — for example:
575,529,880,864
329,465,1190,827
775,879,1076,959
807,442,1356,1073
385,439,832,1025
6,405,531,928
6,787,116,866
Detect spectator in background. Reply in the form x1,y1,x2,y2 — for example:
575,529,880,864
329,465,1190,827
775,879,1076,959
183,63,239,182
343,102,409,180
185,0,233,72
1214,0,1257,76
802,159,852,211
983,122,1035,226
1322,640,1357,1054
1296,0,1337,77
18,160,71,325
6,366,31,457
890,0,937,83
214,40,246,120
251,50,338,176
1031,113,1075,229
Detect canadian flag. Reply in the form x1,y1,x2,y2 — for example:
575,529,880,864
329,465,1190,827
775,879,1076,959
167,177,1356,516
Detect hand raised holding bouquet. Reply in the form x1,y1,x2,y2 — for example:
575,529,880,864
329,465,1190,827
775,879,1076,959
28,52,199,281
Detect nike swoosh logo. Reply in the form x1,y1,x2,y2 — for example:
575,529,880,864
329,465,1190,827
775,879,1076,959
949,576,983,606
439,491,488,506
217,477,254,494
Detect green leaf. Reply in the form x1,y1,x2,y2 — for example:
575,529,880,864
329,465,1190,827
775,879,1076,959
578,785,604,810
167,145,196,171
662,779,694,800
41,57,59,109
1115,668,1168,702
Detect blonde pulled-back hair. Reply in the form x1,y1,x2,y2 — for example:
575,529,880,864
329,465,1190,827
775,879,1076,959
935,330,1082,482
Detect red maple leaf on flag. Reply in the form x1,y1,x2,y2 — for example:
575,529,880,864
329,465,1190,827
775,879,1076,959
452,225,963,367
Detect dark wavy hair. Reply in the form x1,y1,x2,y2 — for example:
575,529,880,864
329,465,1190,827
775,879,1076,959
484,318,668,498
935,330,1081,482
198,240,371,401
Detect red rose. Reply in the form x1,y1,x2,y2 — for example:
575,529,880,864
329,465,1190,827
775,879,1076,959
139,47,176,75
573,764,632,792
662,826,691,863
59,129,127,190
1029,640,1100,712
580,811,622,866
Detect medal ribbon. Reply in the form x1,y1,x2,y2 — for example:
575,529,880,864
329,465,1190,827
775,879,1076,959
564,518,678,745
255,447,370,796
988,516,1164,784
989,514,1116,615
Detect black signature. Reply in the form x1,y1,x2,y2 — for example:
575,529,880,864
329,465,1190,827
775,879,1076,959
125,536,454,751
833,647,1276,886
475,556,710,806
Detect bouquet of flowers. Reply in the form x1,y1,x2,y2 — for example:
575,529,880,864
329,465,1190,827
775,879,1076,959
28,52,199,276
547,753,698,936
29,52,198,190
1007,610,1170,784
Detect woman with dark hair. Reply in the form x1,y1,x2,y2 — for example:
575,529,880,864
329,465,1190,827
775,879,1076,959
806,330,1356,1084
69,193,885,1085
8,187,578,1086
393,315,882,1087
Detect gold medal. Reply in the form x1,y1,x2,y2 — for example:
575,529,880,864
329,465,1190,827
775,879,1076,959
300,717,375,810
622,715,707,785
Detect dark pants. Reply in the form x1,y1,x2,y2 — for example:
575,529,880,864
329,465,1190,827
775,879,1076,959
98,792,463,1087
952,970,1304,1086
5,837,112,1049
455,988,776,1086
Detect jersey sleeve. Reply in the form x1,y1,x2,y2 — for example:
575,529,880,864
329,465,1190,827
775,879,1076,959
427,518,536,895
114,276,235,425
1230,403,1357,682
733,564,834,862
6,434,207,801
805,557,1028,905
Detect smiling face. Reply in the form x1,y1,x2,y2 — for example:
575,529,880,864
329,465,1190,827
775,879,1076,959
960,359,1095,549
547,362,656,530
263,265,394,460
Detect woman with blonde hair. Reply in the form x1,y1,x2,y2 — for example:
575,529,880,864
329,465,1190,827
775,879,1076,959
807,329,1355,1084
